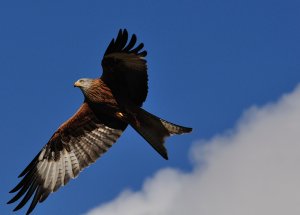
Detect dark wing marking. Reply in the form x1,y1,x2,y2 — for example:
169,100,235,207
8,103,127,215
101,29,148,107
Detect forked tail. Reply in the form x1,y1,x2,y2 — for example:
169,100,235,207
128,107,192,160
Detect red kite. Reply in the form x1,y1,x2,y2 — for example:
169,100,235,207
8,29,192,214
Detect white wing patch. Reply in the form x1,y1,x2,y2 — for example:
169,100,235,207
37,125,123,193
8,123,125,214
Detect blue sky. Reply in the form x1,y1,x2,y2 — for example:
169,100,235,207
1,0,300,214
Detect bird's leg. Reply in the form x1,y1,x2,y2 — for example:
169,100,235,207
124,107,141,128
116,112,124,118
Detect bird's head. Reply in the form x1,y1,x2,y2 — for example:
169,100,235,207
74,78,93,90
74,78,101,101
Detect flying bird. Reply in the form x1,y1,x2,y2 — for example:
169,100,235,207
8,29,192,214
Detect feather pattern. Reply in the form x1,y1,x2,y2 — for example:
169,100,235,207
101,29,148,107
8,103,127,214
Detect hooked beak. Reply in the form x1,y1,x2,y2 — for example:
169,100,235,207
74,81,81,88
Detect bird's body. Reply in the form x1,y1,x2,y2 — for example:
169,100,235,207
8,29,192,214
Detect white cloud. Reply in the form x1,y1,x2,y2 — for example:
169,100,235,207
85,85,300,215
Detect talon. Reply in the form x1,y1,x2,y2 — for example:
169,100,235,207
116,112,124,118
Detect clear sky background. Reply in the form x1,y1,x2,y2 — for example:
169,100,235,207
1,1,300,215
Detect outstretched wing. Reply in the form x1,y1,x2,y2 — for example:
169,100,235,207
101,29,148,107
8,103,127,215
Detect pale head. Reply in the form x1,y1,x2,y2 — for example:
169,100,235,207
74,78,101,101
74,78,94,90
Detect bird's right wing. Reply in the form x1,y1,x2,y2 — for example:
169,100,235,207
101,29,148,107
8,103,127,215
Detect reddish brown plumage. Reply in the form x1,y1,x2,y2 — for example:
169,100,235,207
8,29,192,215
81,79,118,105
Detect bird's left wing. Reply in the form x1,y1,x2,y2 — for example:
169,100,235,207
8,103,127,215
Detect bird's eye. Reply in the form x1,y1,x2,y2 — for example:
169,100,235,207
79,79,84,83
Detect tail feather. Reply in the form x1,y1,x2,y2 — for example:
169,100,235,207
159,118,192,135
128,108,192,160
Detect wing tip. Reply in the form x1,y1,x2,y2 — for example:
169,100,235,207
7,199,14,204
162,153,169,160
9,188,16,194
103,29,146,57
184,127,193,133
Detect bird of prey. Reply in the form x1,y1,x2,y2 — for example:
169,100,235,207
8,29,192,214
